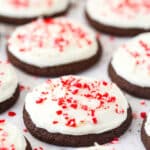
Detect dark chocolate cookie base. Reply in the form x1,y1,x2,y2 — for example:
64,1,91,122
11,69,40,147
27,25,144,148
0,85,20,113
26,139,32,150
23,107,132,147
7,41,102,77
108,63,150,99
85,11,150,37
0,5,70,25
141,119,150,150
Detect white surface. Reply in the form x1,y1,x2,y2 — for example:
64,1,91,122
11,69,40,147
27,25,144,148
111,33,150,87
86,0,150,29
25,76,128,135
76,143,113,150
145,112,150,136
8,18,98,67
0,0,149,150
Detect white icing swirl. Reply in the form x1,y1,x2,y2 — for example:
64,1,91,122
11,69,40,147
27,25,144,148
0,121,27,149
25,76,129,135
8,18,98,68
86,0,150,29
111,32,150,87
0,61,18,103
0,0,70,18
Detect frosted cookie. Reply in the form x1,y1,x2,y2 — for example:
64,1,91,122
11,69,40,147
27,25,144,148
109,33,150,98
141,112,150,150
0,61,19,113
0,0,70,25
7,18,101,77
86,0,150,36
0,120,31,149
23,75,132,147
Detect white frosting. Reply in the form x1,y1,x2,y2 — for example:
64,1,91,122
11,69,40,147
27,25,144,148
0,61,18,103
77,143,114,150
145,112,150,136
0,0,70,18
8,18,98,68
0,121,26,149
86,0,150,29
25,75,129,135
111,32,150,87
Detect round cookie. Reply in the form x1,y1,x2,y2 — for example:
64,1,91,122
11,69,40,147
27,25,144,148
0,120,31,149
23,75,132,147
109,33,150,99
86,0,150,36
0,0,70,25
141,113,150,150
0,61,19,113
7,18,101,77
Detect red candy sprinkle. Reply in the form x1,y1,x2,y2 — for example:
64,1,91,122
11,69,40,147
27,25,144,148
36,98,47,104
70,103,78,109
102,81,108,86
53,121,59,124
66,118,77,127
0,120,5,123
140,112,147,119
92,117,98,124
56,110,63,115
111,137,119,144
8,111,16,117
44,18,54,24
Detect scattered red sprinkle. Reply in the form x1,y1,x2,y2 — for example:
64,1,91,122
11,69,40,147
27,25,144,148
36,98,47,104
41,91,49,95
8,111,16,117
70,103,78,109
92,117,98,124
23,128,28,133
72,89,78,95
74,83,82,88
53,121,59,124
56,110,63,115
103,92,109,97
44,18,54,24
111,137,119,144
81,105,88,111
19,85,25,91
66,118,77,127
140,100,146,105
0,120,5,123
108,96,116,103
102,81,108,86
140,112,147,119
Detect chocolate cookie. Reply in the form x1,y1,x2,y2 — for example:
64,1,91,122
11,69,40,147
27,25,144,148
85,0,150,36
0,0,70,25
141,115,150,150
0,121,32,149
7,18,101,77
109,33,150,99
0,61,20,113
23,75,132,147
